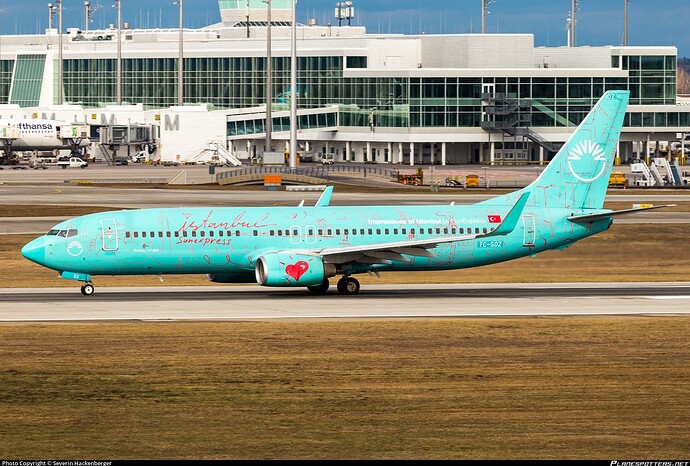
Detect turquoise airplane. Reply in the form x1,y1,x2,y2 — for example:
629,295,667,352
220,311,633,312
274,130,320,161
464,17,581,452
21,90,665,296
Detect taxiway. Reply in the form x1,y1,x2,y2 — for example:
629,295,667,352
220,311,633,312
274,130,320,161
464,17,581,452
1,282,688,322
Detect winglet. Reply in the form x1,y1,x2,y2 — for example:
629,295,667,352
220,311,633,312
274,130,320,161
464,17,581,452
484,192,530,237
315,186,334,207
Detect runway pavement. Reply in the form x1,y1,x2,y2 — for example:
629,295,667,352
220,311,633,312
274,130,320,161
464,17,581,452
1,283,689,322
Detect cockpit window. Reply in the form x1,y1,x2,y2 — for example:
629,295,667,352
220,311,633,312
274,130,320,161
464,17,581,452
48,229,78,237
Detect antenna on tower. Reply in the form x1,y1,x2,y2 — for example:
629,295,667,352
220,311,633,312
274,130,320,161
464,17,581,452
335,1,354,27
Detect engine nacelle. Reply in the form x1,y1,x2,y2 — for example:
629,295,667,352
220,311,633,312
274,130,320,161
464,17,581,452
255,253,336,287
206,271,255,283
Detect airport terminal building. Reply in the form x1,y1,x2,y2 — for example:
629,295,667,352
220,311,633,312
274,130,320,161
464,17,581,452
0,0,687,165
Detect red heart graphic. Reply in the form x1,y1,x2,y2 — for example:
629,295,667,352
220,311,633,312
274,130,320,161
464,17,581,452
285,261,309,282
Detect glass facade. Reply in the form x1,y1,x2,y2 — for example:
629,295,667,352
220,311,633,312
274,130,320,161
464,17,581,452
0,60,14,104
58,52,679,129
620,54,676,105
10,54,45,108
228,110,337,137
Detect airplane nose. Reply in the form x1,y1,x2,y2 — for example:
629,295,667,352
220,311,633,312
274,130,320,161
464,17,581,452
21,238,46,265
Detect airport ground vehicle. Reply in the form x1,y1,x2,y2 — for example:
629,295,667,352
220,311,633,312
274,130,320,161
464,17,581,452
445,176,463,187
57,157,88,169
465,174,480,187
321,154,334,165
130,151,147,163
398,168,424,185
608,171,627,187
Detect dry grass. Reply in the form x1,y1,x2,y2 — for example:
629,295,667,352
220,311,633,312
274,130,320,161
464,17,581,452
0,205,119,217
4,222,690,288
1,319,688,459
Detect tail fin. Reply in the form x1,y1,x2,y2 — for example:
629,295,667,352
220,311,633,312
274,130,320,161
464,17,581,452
480,90,629,210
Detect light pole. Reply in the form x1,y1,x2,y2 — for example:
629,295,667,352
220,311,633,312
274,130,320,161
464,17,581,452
570,0,579,47
623,0,630,46
84,1,90,31
48,3,56,49
113,0,121,104
481,0,495,34
175,0,183,106
265,0,272,153
57,0,63,104
289,0,297,168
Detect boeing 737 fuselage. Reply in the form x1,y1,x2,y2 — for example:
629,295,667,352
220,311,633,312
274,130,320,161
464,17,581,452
22,91,662,295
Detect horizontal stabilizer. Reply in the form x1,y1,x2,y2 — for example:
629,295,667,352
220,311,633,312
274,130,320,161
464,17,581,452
315,186,334,207
567,204,676,223
482,192,530,237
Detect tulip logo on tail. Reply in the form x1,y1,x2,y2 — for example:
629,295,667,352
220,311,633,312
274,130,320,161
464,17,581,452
567,140,606,183
285,261,309,282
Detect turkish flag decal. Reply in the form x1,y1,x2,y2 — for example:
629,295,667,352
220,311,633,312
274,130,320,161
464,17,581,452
488,215,502,223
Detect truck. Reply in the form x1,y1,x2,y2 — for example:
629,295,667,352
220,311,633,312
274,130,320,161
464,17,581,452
57,157,88,169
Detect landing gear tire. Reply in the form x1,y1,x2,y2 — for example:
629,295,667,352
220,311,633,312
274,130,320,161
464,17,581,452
307,279,330,295
337,276,360,295
81,283,95,296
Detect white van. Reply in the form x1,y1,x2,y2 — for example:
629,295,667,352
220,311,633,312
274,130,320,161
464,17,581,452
57,157,88,169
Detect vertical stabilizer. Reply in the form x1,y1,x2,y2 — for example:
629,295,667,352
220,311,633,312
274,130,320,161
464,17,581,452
480,90,629,210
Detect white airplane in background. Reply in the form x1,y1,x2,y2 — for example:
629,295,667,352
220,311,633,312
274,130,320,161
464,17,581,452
0,118,90,163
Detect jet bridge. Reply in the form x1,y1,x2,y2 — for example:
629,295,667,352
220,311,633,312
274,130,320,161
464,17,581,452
95,124,157,165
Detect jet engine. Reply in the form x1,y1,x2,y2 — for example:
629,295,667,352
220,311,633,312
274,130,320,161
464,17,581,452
255,253,336,287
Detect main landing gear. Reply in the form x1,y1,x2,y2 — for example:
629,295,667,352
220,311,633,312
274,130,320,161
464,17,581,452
306,276,361,295
80,283,95,296
336,276,360,295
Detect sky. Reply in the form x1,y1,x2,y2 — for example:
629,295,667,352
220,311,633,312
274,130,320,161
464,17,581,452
0,0,688,57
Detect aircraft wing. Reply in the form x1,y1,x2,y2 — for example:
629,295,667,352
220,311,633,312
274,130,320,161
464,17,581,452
567,204,676,223
311,192,530,265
